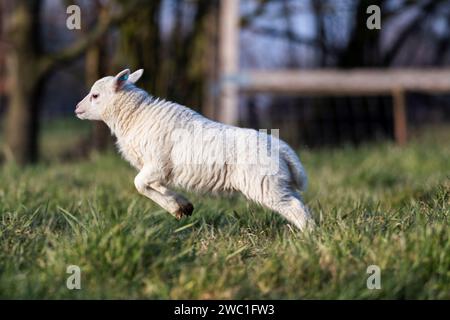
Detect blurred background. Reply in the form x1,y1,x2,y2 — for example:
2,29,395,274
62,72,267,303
1,0,450,165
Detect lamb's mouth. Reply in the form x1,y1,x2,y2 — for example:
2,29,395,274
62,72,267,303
75,110,85,118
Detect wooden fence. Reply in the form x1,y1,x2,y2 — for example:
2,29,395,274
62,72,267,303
218,0,450,145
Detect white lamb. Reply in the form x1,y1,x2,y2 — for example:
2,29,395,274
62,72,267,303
75,69,314,231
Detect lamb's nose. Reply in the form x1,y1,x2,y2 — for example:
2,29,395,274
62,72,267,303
75,104,83,115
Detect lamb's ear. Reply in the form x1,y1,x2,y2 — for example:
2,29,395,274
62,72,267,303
128,69,144,84
113,69,130,92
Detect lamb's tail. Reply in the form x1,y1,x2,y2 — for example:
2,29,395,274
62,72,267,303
281,144,308,192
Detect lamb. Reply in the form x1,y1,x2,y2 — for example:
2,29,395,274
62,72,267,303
75,69,314,231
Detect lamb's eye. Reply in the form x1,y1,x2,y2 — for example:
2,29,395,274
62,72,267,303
92,93,99,99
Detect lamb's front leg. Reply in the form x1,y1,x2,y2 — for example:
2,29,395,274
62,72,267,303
134,168,194,219
149,182,194,219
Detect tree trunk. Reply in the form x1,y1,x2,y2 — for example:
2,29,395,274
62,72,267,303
5,56,41,164
4,1,42,165
86,45,111,152
2,0,140,165
202,0,219,119
338,0,383,68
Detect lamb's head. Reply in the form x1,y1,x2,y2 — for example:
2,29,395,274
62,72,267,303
75,68,144,120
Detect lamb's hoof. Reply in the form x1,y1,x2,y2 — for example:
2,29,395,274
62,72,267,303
174,203,194,220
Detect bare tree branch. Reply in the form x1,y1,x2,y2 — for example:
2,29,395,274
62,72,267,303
248,26,338,56
383,0,443,65
38,1,142,76
241,0,272,27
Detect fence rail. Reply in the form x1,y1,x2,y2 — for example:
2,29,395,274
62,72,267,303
234,69,450,145
217,0,450,145
238,69,450,95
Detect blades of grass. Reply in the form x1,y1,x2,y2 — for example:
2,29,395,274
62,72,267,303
174,221,198,233
23,206,41,228
168,246,195,262
226,245,248,261
57,208,77,233
126,199,138,217
57,206,88,232
87,201,101,229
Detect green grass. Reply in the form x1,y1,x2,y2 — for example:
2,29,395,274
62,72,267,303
0,121,449,299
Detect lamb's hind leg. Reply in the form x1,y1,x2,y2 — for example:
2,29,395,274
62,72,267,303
134,168,194,219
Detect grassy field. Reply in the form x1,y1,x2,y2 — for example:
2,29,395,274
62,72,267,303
0,121,449,299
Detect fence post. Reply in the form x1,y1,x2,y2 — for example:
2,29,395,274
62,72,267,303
218,0,239,125
392,89,408,145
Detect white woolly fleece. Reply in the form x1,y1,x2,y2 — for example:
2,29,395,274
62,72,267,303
76,69,314,231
